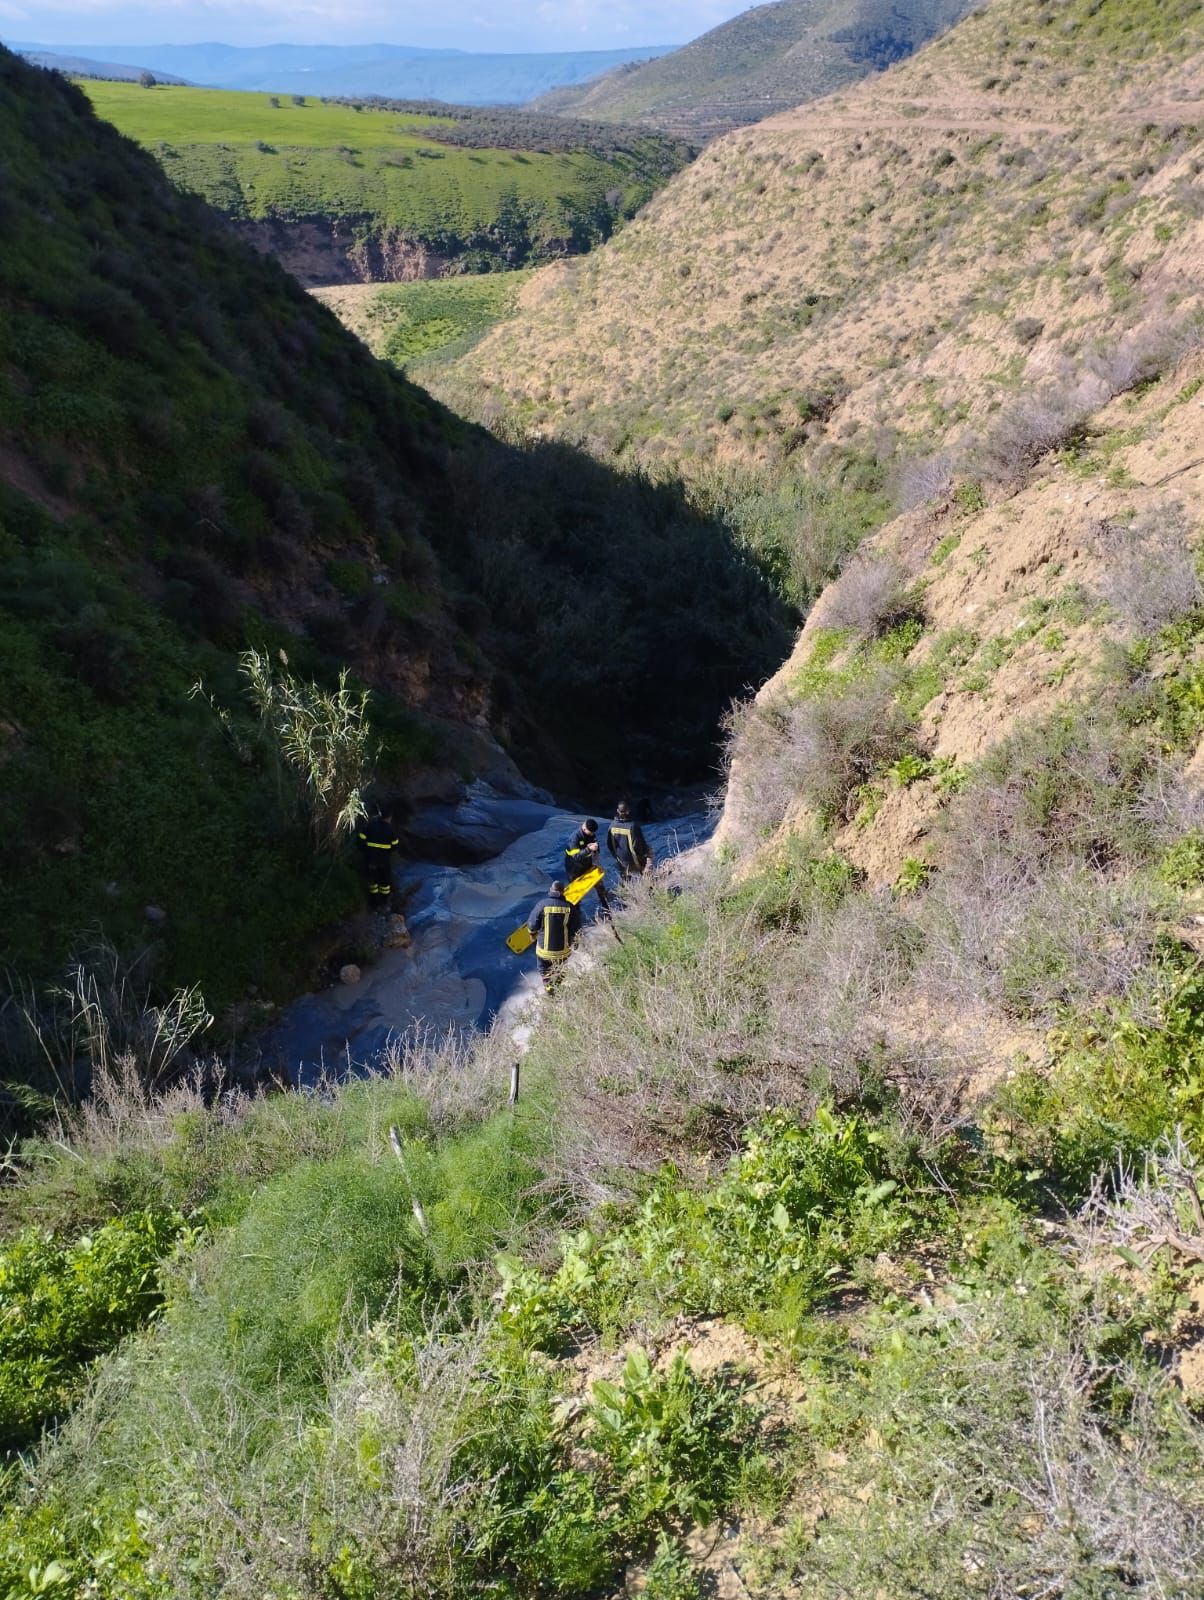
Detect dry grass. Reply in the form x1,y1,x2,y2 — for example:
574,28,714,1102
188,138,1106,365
435,4,1204,492
1094,506,1203,633
726,667,918,835
818,552,920,638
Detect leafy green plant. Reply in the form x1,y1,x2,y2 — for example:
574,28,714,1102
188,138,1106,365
644,1536,702,1600
0,1210,188,1450
589,1347,754,1526
895,856,932,896
542,1111,935,1334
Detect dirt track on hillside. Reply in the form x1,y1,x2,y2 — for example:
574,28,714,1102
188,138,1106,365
765,100,1204,137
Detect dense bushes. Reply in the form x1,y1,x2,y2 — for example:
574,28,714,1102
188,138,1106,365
335,96,694,167
0,1210,186,1450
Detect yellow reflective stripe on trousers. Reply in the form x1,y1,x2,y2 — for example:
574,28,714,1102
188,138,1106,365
537,905,571,960
364,841,393,849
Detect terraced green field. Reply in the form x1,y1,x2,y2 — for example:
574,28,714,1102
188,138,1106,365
83,83,689,272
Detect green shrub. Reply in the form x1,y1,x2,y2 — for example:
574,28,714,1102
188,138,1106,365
502,1111,939,1337
589,1346,754,1526
722,835,860,930
997,960,1204,1192
0,1210,187,1450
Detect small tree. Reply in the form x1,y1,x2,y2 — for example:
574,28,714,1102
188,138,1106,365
239,649,376,853
268,95,280,108
138,70,157,88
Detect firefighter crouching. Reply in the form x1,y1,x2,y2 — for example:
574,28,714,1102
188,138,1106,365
564,818,613,918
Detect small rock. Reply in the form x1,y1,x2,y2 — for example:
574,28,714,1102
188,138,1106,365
339,963,362,986
384,914,412,950
144,905,168,925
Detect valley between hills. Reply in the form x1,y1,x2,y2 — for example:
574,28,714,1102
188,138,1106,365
3,2,1204,1595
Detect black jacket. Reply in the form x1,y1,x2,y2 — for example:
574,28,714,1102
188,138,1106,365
356,814,399,855
607,818,649,872
564,827,600,882
527,890,581,959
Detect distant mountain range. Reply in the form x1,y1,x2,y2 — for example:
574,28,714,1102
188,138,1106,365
16,48,189,84
8,39,673,104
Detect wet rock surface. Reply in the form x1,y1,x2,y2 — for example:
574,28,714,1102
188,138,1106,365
260,784,710,1083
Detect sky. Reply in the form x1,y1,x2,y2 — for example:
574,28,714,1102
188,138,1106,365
1,0,756,52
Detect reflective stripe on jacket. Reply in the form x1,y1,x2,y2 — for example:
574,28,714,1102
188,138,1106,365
537,904,572,961
607,822,646,869
527,892,580,960
357,816,399,852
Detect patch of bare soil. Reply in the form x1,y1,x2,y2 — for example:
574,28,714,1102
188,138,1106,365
0,441,76,520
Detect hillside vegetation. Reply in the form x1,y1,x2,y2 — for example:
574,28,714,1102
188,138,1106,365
0,48,785,1017
536,0,976,139
6,5,1204,1597
444,0,1204,467
83,82,691,284
313,273,533,371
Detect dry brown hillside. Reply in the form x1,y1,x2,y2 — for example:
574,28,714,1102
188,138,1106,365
435,0,1204,485
718,342,1204,876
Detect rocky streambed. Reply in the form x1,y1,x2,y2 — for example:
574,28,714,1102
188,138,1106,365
261,783,711,1082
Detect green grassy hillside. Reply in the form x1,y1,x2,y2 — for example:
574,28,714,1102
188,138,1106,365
536,0,975,138
0,49,786,1018
82,82,692,282
313,273,534,371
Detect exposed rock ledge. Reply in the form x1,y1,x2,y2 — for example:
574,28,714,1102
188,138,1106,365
233,215,453,289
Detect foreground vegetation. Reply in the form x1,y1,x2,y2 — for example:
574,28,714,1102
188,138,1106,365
83,82,691,276
3,718,1204,1594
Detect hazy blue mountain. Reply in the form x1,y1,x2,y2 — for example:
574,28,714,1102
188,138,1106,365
6,39,672,103
16,48,188,83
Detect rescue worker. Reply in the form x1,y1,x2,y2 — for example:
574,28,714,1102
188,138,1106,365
563,818,613,918
527,879,581,991
355,802,399,915
607,801,653,884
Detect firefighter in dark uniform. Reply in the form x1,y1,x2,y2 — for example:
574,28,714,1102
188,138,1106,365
607,801,653,884
355,803,399,914
563,818,613,918
527,879,581,991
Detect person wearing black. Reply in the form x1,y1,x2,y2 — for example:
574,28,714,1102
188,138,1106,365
527,879,582,990
607,801,653,884
563,818,613,918
355,803,399,914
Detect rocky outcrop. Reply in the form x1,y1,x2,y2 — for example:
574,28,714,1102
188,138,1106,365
234,216,454,288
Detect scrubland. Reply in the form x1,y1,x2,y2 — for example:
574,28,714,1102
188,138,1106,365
7,4,1204,1596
